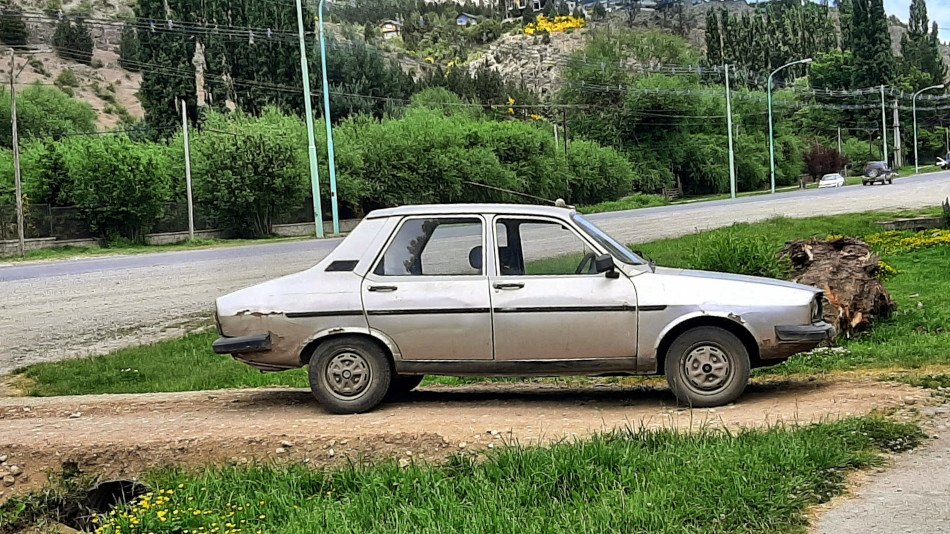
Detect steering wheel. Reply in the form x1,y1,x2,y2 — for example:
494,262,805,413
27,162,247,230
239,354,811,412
575,252,597,275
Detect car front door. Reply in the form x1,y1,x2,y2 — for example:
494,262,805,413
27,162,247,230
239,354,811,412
362,216,493,360
489,217,638,361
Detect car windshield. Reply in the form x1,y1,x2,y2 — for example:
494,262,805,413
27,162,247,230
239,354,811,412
571,214,644,265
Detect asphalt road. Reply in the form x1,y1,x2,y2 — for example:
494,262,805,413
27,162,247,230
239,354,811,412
1,171,949,376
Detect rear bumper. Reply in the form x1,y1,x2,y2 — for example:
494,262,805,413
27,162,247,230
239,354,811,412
212,334,272,354
775,322,836,343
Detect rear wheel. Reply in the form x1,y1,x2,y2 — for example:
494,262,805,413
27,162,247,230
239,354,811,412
308,337,392,414
665,326,751,407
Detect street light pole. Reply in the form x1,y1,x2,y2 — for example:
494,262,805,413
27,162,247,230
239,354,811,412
318,0,340,235
880,85,888,167
913,83,945,174
768,58,812,194
295,0,325,239
724,64,737,199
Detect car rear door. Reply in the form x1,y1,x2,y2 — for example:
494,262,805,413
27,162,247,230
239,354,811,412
361,216,494,360
488,217,638,361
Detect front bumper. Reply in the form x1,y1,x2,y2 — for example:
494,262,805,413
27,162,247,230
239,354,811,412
775,322,836,343
212,334,272,354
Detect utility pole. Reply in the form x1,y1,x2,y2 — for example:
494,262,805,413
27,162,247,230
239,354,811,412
724,64,736,199
181,99,195,241
9,52,25,257
892,98,901,169
295,0,325,238
880,85,888,166
838,127,844,177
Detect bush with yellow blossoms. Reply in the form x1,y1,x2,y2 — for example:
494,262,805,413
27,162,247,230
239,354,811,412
524,15,585,35
91,486,268,534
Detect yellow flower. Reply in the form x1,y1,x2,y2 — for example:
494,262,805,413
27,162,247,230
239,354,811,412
529,114,542,121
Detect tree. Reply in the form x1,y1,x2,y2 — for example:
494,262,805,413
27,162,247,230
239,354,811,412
850,0,895,88
804,145,849,180
592,1,607,20
118,24,140,71
0,85,97,148
52,17,95,65
705,9,722,65
556,0,570,17
899,0,946,88
0,5,29,47
192,109,309,238
64,137,174,242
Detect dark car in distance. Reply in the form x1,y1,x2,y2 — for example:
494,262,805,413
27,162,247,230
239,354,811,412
862,161,897,185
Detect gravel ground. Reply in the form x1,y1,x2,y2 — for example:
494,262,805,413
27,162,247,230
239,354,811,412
1,172,948,375
814,406,950,534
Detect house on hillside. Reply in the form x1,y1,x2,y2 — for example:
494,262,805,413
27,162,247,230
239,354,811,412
380,20,403,39
456,12,482,25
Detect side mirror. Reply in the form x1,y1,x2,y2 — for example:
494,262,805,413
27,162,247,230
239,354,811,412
595,254,620,279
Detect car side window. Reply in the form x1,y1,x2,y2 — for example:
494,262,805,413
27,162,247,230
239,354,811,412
495,219,596,276
374,218,483,276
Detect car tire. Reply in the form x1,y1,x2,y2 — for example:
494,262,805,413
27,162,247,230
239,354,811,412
887,178,893,184
387,374,425,399
308,336,392,414
665,326,751,408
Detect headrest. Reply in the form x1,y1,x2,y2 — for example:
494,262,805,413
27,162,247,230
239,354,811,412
469,245,483,271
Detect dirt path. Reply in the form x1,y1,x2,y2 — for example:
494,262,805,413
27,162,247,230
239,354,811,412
0,378,933,500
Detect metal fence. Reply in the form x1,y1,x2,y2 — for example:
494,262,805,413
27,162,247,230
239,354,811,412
0,202,322,242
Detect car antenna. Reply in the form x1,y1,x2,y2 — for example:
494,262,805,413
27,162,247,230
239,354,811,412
462,181,575,209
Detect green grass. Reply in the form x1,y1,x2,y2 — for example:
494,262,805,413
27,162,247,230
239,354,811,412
0,417,926,534
1,237,307,263
19,331,308,396
577,194,669,214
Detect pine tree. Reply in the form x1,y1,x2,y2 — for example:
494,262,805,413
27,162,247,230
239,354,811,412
119,25,140,71
592,1,606,20
53,17,94,65
705,9,722,65
0,4,28,47
557,0,570,17
900,0,946,87
850,0,894,88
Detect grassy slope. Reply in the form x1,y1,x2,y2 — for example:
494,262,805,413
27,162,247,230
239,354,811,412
17,208,950,396
1,418,924,534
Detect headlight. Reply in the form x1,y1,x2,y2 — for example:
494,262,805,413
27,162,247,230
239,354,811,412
811,293,825,322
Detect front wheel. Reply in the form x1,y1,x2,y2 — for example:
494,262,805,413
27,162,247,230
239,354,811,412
308,337,392,414
665,326,751,407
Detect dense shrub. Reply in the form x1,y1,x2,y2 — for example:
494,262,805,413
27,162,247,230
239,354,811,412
191,109,309,237
565,140,635,204
804,144,849,180
0,85,97,147
57,137,174,241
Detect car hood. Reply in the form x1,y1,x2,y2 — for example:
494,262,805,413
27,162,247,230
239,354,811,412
652,266,812,291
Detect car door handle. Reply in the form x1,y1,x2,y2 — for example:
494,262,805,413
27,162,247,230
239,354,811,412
493,282,525,290
368,285,398,293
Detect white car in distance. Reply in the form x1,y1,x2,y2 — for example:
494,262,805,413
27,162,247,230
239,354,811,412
818,173,846,188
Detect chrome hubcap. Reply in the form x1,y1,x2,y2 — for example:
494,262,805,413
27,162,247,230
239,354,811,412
683,345,731,391
325,351,371,398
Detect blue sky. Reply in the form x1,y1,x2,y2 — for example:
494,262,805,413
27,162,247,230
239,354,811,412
882,0,950,38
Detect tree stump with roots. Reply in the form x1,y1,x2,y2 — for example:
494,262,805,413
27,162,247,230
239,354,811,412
779,237,897,338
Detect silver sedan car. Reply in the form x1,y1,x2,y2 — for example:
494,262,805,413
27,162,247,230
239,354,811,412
213,204,834,413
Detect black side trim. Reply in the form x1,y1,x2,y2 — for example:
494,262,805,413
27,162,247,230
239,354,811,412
286,310,363,318
367,308,490,316
638,305,668,312
495,305,634,313
326,260,359,272
213,334,271,355
394,357,639,377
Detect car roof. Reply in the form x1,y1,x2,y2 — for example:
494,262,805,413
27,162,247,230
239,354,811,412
365,203,576,219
